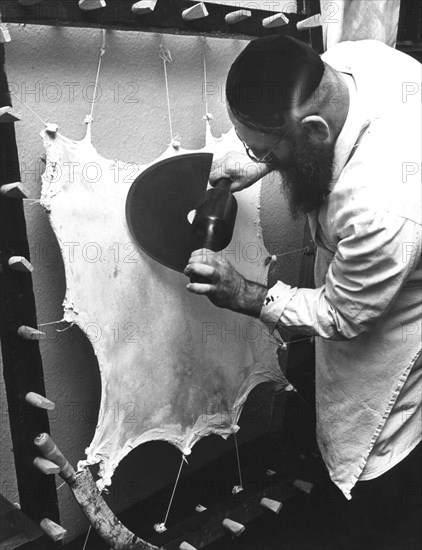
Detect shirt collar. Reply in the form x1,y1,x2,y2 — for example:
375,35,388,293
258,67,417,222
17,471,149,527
332,71,362,180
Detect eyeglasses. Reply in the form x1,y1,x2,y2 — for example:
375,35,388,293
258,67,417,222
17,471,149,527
235,128,284,165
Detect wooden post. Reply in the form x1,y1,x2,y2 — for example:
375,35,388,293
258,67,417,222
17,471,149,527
40,518,67,541
222,518,245,537
262,13,289,28
78,0,106,10
225,10,251,25
0,105,21,122
17,326,46,340
33,457,60,475
260,497,283,514
182,3,209,21
293,479,314,494
0,182,27,198
25,392,55,410
8,256,34,272
0,24,11,43
0,42,59,525
132,0,158,15
297,13,322,31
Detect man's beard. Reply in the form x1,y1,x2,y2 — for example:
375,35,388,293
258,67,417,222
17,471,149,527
270,131,335,218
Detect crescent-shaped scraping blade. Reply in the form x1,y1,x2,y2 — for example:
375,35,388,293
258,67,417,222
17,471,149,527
125,152,213,272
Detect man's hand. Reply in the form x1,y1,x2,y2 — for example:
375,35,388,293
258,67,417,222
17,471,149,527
184,249,268,318
209,152,272,193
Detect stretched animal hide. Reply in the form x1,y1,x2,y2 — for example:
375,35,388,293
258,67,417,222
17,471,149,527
41,124,286,489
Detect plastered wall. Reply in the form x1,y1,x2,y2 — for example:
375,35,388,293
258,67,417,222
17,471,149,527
1,20,304,542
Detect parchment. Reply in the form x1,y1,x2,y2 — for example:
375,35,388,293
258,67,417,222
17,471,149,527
41,124,286,489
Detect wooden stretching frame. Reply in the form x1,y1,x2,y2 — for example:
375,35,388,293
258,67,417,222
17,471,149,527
0,0,323,43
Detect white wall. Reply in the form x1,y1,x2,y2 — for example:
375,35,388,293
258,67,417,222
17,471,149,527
2,23,304,541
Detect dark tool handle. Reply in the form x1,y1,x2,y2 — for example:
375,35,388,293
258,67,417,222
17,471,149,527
189,177,235,284
213,177,233,190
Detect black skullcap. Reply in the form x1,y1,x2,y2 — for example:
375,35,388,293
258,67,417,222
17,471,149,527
226,35,324,129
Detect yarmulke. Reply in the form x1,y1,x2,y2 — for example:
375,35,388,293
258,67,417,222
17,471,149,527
226,35,324,128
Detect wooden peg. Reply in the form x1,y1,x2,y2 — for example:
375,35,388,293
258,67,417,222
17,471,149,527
182,3,209,21
260,497,283,514
8,256,34,272
18,326,46,340
78,0,106,10
297,14,322,31
294,479,314,494
154,523,167,533
180,543,198,550
187,209,196,225
222,518,245,537
132,0,157,15
0,106,21,123
40,518,67,542
0,25,11,43
34,433,76,483
33,456,60,475
225,10,251,25
25,392,55,410
195,504,207,513
45,122,58,134
0,182,28,199
262,13,289,28
232,485,243,495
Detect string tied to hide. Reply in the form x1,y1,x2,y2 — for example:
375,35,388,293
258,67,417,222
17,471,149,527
154,453,188,533
10,89,47,126
159,42,181,148
201,36,213,123
85,28,107,140
232,432,243,494
38,318,73,333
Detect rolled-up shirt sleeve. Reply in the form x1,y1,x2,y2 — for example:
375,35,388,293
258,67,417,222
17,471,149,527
260,211,422,340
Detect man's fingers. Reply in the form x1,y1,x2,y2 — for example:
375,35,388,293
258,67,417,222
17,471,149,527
189,248,212,259
226,180,244,193
184,263,218,280
187,249,218,265
186,282,214,295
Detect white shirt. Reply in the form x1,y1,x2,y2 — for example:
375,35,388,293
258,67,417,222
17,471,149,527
260,40,422,499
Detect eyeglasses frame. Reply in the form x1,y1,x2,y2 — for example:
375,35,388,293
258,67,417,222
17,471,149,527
234,128,285,165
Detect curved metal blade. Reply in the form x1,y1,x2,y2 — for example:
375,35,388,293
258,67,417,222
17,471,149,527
126,152,213,272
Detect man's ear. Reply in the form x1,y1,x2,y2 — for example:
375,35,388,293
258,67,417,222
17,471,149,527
301,115,331,142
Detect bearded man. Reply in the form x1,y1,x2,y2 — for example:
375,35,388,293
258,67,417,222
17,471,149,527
184,35,421,549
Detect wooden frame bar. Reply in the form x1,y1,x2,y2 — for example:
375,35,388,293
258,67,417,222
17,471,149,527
0,43,59,526
0,0,311,40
